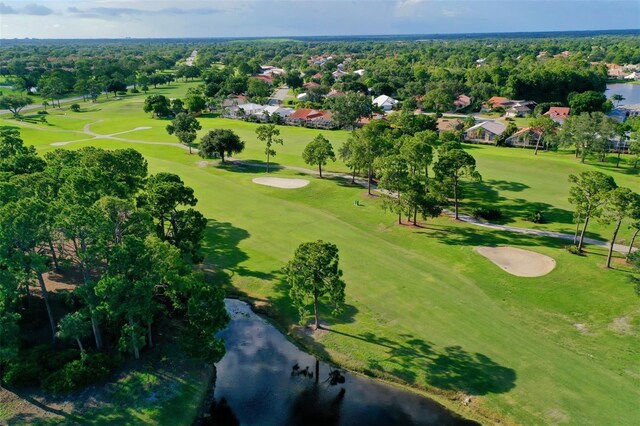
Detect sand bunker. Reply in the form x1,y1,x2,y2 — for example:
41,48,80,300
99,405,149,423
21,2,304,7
252,177,310,189
474,246,556,277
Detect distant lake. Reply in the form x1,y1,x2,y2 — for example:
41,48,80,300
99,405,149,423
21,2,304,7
606,83,640,105
205,299,478,426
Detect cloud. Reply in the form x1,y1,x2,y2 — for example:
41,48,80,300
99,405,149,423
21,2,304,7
0,2,53,15
394,0,427,18
442,8,460,17
66,5,220,19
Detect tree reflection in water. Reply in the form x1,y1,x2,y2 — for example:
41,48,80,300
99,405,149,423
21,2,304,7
289,359,347,425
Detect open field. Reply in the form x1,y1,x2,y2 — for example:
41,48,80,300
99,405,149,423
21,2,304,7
2,83,640,425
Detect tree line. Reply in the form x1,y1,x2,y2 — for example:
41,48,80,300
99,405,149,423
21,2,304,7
0,128,229,391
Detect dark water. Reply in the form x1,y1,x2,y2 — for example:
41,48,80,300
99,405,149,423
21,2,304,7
206,299,477,426
606,83,640,105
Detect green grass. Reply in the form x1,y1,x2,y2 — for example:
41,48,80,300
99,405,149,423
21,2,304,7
7,82,640,425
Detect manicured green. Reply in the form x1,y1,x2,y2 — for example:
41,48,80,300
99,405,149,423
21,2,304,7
3,82,640,425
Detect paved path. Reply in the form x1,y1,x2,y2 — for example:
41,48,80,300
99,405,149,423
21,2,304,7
270,86,290,102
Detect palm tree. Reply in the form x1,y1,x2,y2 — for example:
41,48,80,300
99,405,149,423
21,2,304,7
611,94,625,107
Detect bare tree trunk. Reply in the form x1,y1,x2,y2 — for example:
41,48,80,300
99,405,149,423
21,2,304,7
573,214,581,245
147,322,153,348
91,313,103,350
453,180,459,220
534,138,541,155
48,236,59,271
76,337,84,354
367,164,372,195
616,150,622,168
607,220,622,268
578,215,590,252
319,164,322,178
628,228,639,257
267,151,271,173
351,168,356,184
413,208,418,226
36,270,56,344
313,291,320,330
129,315,140,359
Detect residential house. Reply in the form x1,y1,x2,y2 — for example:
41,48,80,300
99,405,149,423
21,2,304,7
464,121,507,144
504,128,542,148
326,89,345,98
610,104,640,122
505,103,532,118
262,105,294,122
286,108,325,126
308,111,336,129
624,72,640,80
373,95,398,112
252,75,273,85
482,96,509,111
437,118,464,133
220,95,248,109
353,69,366,77
303,82,321,90
296,93,309,101
224,102,265,119
544,106,571,124
453,95,472,111
332,70,347,80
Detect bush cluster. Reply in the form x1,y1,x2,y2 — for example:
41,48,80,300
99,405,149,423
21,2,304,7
42,353,121,394
472,208,503,220
526,211,546,224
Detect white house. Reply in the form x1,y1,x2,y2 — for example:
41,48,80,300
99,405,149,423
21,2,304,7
624,72,640,80
263,105,294,118
353,69,366,76
296,93,309,101
373,95,398,111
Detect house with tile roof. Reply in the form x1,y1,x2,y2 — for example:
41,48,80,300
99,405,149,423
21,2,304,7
544,107,571,124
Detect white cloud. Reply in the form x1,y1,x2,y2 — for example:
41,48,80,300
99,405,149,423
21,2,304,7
394,0,426,18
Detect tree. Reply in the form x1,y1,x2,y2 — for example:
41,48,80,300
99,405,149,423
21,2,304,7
557,112,617,163
356,120,393,195
255,124,283,173
0,95,32,117
434,147,481,220
139,173,206,263
170,98,184,115
57,311,92,354
70,103,80,112
302,134,335,178
611,94,625,107
247,78,272,99
600,188,640,268
143,94,171,118
568,171,617,252
528,115,557,155
330,93,373,129
285,241,346,330
38,75,66,107
0,276,20,388
568,91,610,114
184,88,207,114
166,113,201,154
422,88,455,114
199,129,245,163
106,80,127,96
376,155,409,224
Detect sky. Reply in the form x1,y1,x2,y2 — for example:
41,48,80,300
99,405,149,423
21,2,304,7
0,0,638,39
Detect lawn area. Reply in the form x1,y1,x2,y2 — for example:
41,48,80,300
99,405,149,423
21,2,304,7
5,81,640,425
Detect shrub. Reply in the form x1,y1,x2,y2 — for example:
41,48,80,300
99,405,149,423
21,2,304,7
42,353,121,394
527,211,546,224
2,360,47,386
117,91,127,96
566,245,584,256
472,208,503,220
37,110,48,115
70,103,80,112
130,88,140,94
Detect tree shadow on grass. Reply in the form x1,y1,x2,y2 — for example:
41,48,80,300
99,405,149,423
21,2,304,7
420,223,569,250
200,220,276,295
463,180,574,227
214,159,284,174
328,330,516,395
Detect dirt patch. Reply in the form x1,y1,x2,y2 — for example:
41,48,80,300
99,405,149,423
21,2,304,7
474,246,556,277
252,177,309,189
609,314,637,336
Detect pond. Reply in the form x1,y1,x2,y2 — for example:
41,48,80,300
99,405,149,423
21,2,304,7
606,83,640,105
203,299,478,425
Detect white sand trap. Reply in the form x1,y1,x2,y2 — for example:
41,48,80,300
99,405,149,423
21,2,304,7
252,177,310,189
474,246,556,277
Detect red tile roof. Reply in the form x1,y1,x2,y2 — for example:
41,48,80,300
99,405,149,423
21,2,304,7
290,108,324,120
303,82,321,89
487,96,508,107
546,107,571,118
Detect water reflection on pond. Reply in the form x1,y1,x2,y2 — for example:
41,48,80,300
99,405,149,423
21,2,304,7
205,299,477,426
